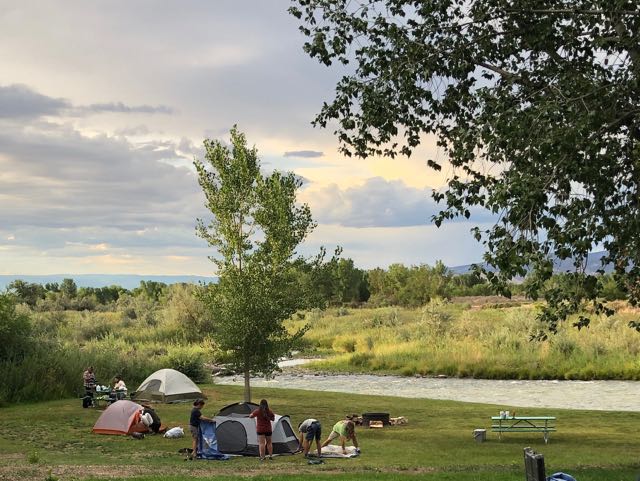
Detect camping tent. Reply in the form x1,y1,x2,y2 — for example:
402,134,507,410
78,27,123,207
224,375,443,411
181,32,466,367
217,401,259,416
214,413,300,456
131,368,204,403
92,400,148,435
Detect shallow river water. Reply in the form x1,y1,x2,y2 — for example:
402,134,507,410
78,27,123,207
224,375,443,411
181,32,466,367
214,372,639,412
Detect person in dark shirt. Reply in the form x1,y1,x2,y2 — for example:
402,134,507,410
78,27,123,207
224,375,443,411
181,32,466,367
189,399,212,459
141,405,161,434
249,399,275,461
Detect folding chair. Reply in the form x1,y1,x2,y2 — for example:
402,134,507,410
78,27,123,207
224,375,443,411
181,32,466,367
524,447,546,481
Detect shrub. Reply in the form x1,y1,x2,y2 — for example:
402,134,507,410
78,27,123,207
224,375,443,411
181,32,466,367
349,352,373,367
0,293,33,361
332,335,357,353
164,345,208,383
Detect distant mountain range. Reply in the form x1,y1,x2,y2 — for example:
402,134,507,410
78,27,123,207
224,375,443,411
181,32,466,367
0,274,217,291
448,251,611,275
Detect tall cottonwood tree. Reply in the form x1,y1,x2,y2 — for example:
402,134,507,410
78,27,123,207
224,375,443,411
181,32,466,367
195,127,315,401
291,1,640,331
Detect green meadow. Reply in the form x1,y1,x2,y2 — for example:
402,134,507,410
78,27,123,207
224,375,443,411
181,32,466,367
0,385,638,481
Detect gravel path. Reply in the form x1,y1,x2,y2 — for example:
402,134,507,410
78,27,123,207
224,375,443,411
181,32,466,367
214,372,639,412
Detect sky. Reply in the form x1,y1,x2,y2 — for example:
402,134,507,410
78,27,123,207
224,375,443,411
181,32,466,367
0,0,493,276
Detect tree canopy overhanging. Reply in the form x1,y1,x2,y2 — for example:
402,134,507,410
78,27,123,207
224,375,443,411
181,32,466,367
290,0,640,331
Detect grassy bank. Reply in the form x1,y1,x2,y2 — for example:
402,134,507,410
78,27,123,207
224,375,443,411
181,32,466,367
290,301,640,380
0,384,638,480
5,298,640,406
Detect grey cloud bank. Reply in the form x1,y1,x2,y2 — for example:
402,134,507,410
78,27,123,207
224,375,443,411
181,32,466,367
0,84,70,118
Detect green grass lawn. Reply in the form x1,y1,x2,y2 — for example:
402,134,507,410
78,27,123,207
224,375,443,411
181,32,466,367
0,384,638,480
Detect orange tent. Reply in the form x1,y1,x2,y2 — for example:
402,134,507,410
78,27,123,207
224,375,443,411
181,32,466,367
92,400,148,435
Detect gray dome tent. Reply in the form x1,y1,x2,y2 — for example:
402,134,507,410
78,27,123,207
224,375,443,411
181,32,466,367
132,368,204,403
217,401,259,417
214,413,299,456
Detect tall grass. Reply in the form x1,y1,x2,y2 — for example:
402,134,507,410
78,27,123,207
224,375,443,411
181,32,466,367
4,295,640,405
294,300,640,380
0,302,215,405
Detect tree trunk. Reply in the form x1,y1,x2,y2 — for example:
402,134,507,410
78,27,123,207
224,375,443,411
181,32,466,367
243,367,251,402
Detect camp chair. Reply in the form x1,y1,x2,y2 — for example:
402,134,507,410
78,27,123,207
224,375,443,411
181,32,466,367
524,447,545,481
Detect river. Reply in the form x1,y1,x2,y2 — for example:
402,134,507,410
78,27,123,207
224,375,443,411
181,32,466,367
214,371,639,412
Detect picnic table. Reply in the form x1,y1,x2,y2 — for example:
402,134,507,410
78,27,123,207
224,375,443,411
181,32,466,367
491,416,556,443
93,387,111,408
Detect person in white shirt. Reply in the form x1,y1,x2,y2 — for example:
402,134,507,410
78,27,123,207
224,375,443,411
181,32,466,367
113,376,127,391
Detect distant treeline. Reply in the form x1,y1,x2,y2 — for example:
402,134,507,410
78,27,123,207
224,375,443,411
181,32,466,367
5,260,627,312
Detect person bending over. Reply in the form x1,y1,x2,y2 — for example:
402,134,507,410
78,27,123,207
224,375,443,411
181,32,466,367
298,418,322,458
321,419,359,455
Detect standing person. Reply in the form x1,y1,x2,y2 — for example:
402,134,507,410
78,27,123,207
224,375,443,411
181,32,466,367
82,366,96,408
189,399,213,460
298,418,322,458
249,399,275,461
321,420,360,455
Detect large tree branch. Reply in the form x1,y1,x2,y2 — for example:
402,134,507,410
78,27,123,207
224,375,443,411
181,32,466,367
506,9,640,16
478,62,522,81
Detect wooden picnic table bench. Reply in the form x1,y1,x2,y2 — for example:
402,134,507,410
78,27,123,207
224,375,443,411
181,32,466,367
491,416,556,444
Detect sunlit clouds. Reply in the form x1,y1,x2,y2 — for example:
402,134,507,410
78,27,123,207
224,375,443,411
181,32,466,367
0,1,489,275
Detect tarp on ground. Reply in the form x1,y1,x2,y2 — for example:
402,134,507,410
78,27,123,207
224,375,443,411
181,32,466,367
313,445,360,458
197,421,229,460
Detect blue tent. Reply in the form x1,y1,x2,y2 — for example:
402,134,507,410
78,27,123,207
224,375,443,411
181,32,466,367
197,421,229,460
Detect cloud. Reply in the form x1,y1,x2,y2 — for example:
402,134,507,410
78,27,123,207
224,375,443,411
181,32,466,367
284,150,324,158
114,125,151,137
82,102,173,114
0,84,175,122
303,223,490,269
304,177,434,228
0,3,486,274
0,117,208,247
305,177,496,228
0,84,70,118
